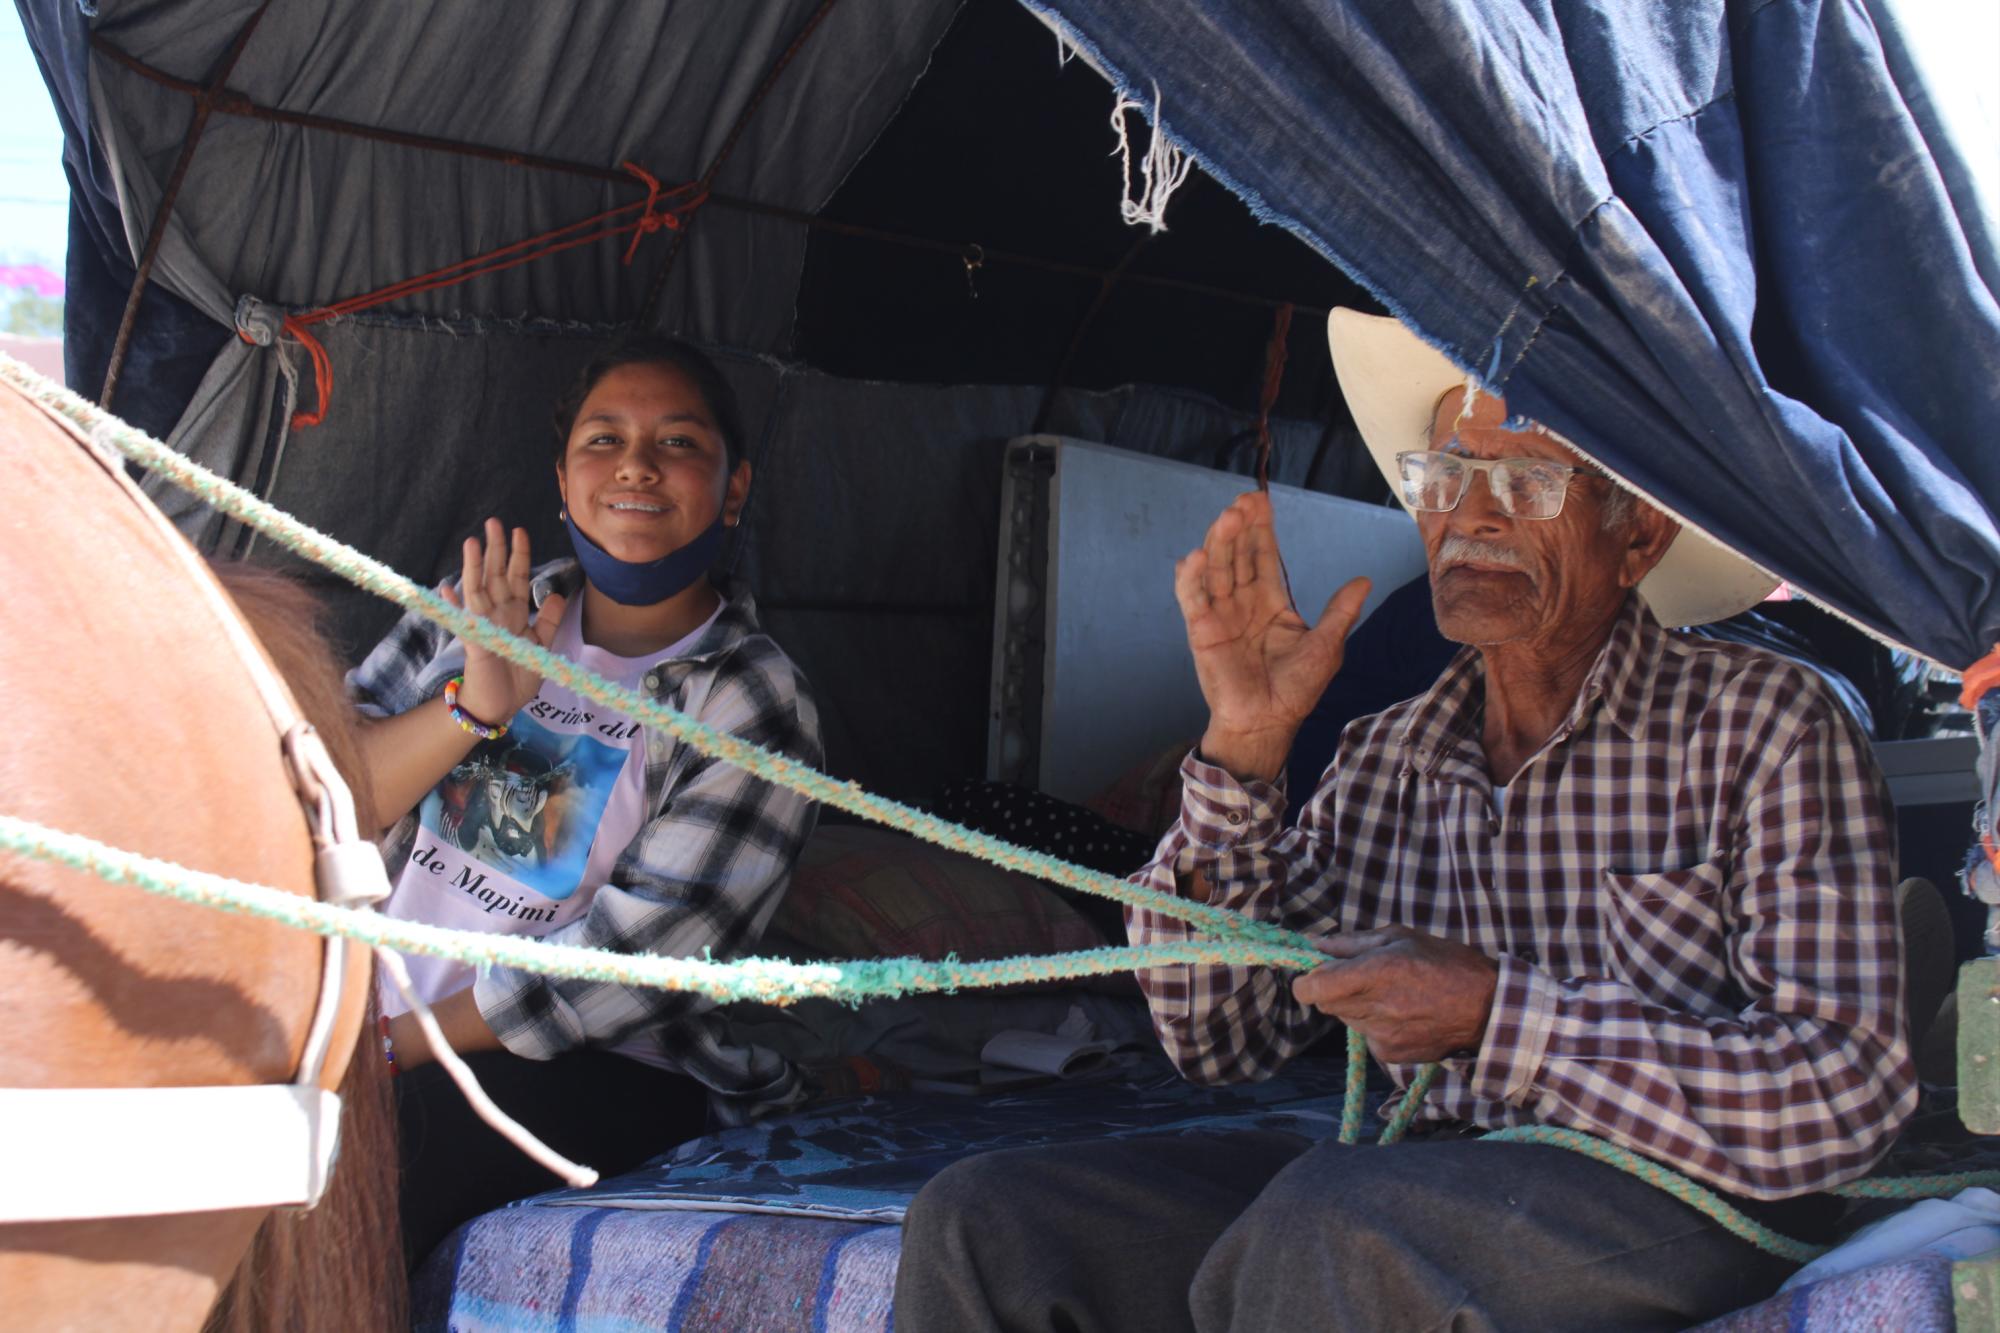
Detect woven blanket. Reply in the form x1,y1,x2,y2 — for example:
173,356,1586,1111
417,1206,901,1333
531,1051,1361,1221
1693,1254,1955,1333
414,1054,1362,1331
414,1067,1994,1332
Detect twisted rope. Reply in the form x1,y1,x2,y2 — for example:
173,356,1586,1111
1483,1125,2000,1263
0,352,1298,959
8,806,1995,1263
1376,1057,1442,1147
1483,1126,1828,1262
0,813,1324,1005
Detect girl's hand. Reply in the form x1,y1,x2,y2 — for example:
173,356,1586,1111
443,519,567,724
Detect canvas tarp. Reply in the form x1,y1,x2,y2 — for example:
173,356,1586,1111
21,0,2000,682
1032,0,2000,668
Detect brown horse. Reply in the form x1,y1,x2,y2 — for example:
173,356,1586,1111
0,375,404,1329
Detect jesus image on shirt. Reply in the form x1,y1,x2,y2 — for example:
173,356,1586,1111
419,712,629,899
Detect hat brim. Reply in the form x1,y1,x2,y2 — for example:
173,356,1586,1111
1326,309,1776,628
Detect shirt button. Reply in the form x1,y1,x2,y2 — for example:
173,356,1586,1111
1226,811,1244,826
1517,948,1539,965
643,671,661,692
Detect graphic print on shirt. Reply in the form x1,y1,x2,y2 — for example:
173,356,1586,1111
417,710,633,901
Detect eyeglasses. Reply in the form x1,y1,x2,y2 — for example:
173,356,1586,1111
1393,450,1601,521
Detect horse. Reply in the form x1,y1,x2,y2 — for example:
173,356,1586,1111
0,371,405,1330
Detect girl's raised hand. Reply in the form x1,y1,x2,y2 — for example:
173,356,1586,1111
442,519,567,724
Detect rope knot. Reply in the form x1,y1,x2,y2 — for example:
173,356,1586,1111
232,295,283,347
619,162,708,266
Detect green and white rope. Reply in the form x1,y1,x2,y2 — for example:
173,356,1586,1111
1337,1027,1440,1147
1338,1026,1372,1144
1483,1126,1829,1262
1827,1171,2000,1200
10,808,1997,1263
0,812,1322,1004
5,353,1992,1265
1375,1055,1442,1147
1484,1125,2000,1263
0,352,1301,961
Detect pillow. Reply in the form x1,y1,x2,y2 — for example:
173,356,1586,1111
772,824,1108,964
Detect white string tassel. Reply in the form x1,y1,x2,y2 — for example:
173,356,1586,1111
1109,84,1193,233
376,948,599,1189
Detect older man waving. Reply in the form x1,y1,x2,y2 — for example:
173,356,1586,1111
896,311,1914,1332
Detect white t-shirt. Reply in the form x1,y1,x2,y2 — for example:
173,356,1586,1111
379,597,723,1012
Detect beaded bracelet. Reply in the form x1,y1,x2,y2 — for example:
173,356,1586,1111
443,674,509,740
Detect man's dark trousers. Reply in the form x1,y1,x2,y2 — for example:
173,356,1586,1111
893,1129,1805,1331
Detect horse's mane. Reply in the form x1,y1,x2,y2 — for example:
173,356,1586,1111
206,563,379,834
202,561,407,1332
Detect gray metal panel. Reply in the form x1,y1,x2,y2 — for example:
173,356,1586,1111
997,437,1427,804
1876,735,1979,807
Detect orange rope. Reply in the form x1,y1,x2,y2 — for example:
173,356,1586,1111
1960,644,2000,877
1960,644,2000,712
1249,302,1303,615
239,162,707,430
1253,302,1293,492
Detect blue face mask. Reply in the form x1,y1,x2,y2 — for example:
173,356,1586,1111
564,508,726,606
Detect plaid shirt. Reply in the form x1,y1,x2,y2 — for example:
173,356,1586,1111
1129,595,1914,1200
351,559,821,1121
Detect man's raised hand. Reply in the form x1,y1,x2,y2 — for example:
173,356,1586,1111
1173,492,1371,781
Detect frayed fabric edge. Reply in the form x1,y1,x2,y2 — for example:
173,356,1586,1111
1109,84,1194,233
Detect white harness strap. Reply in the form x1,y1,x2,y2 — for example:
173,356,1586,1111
3,1086,345,1221
0,401,390,1224
0,726,391,1225
3,387,592,1222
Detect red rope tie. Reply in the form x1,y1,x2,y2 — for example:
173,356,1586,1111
1253,303,1293,492
284,314,335,429
1960,643,2000,877
1248,302,1301,614
235,315,335,430
258,161,704,430
1960,643,2000,712
618,162,707,265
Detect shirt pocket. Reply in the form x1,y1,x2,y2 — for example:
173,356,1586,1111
1599,860,1732,1013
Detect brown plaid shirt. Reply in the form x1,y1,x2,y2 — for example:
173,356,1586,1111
1128,595,1915,1200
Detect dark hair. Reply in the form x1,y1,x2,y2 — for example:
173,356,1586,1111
552,334,745,469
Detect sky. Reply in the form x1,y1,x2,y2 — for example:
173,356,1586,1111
0,12,68,274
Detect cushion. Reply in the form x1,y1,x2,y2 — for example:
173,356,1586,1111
772,824,1108,963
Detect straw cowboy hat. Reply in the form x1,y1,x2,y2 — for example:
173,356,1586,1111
1326,308,1776,628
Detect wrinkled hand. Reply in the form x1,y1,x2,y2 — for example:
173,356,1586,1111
1291,926,1500,1064
442,518,567,724
1173,492,1371,780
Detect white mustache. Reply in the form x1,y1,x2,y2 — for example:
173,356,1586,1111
1435,535,1530,573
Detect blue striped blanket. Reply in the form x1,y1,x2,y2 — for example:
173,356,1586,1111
413,1054,1359,1331
412,1062,1989,1332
